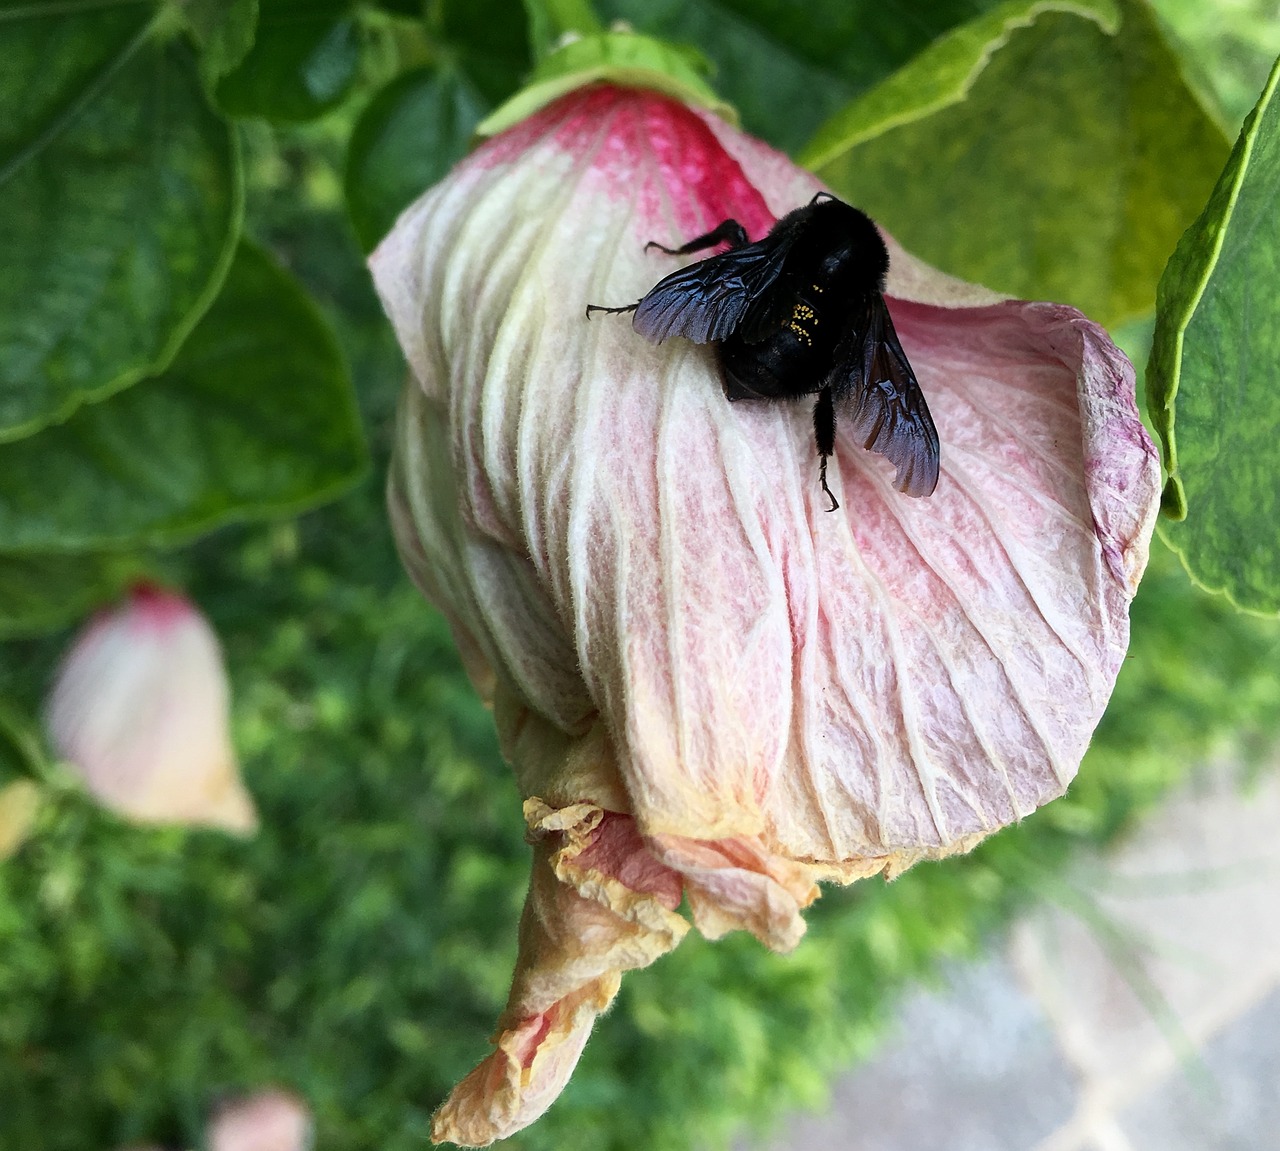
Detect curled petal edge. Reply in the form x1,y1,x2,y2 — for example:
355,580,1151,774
432,799,689,1147
431,789,992,1146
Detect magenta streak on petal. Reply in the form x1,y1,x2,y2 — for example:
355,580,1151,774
74,585,191,653
635,93,776,241
573,813,685,909
125,584,191,630
493,86,779,244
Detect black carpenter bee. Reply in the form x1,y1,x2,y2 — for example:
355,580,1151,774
586,192,939,510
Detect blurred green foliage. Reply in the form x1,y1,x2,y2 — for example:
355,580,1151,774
1,0,1279,1147
1152,0,1280,128
345,66,487,251
216,0,364,123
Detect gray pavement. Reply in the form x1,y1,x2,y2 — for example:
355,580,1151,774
757,760,1280,1151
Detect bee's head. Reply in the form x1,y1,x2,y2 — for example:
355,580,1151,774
808,199,891,291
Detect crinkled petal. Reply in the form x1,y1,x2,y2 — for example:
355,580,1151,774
433,796,689,1146
372,84,1161,1140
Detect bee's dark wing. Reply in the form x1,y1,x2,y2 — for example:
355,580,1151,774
828,295,940,498
632,233,796,345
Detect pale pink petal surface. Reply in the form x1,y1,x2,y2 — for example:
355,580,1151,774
371,85,1161,1145
45,586,257,834
209,1090,311,1151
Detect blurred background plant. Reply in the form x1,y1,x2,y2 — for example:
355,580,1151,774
2,0,1279,1147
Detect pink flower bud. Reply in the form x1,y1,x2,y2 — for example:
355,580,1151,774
371,84,1161,1144
208,1090,311,1151
45,586,257,834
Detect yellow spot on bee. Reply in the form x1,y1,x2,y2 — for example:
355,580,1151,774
787,301,817,344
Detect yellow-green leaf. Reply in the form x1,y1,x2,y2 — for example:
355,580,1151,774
804,0,1229,327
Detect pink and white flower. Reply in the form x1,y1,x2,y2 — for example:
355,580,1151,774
371,83,1160,1145
209,1089,312,1151
45,585,257,834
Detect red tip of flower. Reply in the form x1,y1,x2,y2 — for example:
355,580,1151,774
477,85,778,242
46,588,257,834
125,582,191,630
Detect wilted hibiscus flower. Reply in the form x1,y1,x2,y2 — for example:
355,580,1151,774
370,83,1160,1145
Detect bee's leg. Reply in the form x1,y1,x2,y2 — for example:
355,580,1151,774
645,219,750,256
584,301,640,319
813,386,840,512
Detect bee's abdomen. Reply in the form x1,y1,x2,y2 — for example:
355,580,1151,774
718,293,834,402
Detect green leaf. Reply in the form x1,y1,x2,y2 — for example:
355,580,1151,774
0,242,368,552
0,0,148,156
216,0,361,122
804,0,1230,328
476,29,734,138
0,552,137,639
803,0,1120,163
345,66,487,252
0,699,45,786
595,0,1007,154
0,8,243,443
522,0,603,61
442,0,534,104
187,0,260,84
1147,53,1280,613
0,699,45,857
